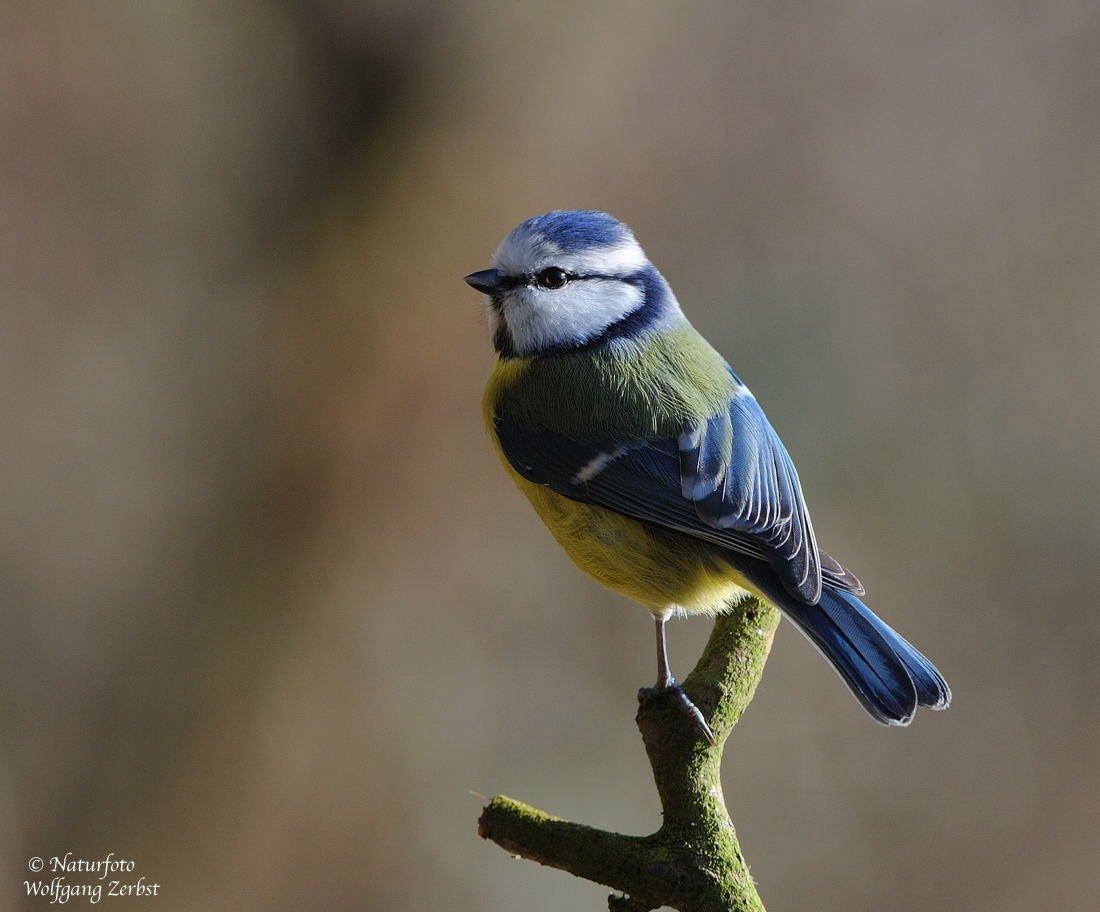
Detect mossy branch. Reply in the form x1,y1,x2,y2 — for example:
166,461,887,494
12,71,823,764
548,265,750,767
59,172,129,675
478,596,781,912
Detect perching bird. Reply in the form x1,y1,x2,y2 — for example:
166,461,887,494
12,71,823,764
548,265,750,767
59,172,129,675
467,210,950,741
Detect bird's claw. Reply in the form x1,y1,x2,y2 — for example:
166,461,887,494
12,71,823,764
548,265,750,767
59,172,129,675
639,678,716,745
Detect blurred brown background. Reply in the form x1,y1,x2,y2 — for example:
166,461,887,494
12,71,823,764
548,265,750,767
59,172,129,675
2,2,1098,910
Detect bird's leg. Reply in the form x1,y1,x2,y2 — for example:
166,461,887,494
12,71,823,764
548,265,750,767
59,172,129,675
643,614,716,745
655,612,674,689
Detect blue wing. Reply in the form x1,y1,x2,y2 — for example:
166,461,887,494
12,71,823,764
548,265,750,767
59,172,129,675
493,376,951,724
677,376,821,601
494,374,861,604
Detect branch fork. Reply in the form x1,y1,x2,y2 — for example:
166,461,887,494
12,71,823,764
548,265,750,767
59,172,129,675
478,597,780,912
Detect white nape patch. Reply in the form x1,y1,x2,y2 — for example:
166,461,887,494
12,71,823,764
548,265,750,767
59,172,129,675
571,448,623,485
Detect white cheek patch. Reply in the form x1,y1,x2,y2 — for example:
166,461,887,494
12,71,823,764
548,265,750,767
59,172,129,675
501,278,645,355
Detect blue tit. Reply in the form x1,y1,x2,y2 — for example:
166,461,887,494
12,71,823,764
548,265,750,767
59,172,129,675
467,210,950,742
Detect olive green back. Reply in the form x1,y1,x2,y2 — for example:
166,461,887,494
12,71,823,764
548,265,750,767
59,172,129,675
494,323,735,442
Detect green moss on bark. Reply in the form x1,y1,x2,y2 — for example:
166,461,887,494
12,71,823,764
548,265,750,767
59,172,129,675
478,597,780,912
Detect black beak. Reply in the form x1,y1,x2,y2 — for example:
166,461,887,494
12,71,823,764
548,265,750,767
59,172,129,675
464,268,505,295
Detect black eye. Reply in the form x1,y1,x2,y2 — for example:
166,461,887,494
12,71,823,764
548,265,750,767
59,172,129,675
536,266,569,289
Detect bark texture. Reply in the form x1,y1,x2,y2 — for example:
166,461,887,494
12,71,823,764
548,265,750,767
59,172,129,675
478,596,781,912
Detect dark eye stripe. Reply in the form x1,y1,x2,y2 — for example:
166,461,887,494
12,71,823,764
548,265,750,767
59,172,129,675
528,272,602,285
495,271,609,290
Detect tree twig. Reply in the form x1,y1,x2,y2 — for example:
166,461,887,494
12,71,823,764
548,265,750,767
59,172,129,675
478,596,781,912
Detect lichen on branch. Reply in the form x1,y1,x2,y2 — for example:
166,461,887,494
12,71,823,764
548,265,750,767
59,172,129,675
478,596,780,912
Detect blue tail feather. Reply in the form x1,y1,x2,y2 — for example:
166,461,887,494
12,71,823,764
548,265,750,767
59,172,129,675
735,563,951,725
843,596,952,709
783,589,918,725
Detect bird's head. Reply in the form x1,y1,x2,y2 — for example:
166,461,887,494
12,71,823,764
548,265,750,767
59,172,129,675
465,210,682,358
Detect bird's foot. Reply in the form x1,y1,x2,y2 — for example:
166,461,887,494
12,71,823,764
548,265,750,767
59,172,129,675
638,677,716,745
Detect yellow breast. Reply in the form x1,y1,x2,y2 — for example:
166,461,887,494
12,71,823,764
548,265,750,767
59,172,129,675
484,357,756,616
515,474,753,615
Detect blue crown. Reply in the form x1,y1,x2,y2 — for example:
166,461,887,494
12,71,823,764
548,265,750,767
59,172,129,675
518,210,632,252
